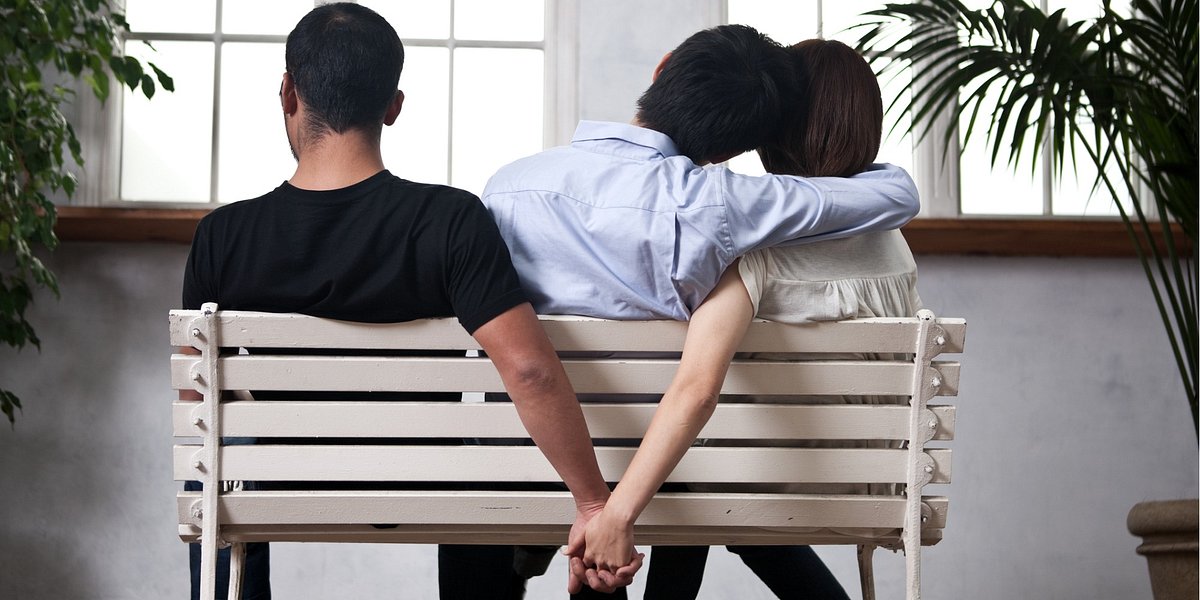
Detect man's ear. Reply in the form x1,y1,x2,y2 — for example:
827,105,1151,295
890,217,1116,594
280,72,298,115
652,51,672,82
383,90,405,126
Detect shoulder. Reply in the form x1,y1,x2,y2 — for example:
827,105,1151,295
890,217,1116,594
381,176,482,210
377,177,497,239
192,188,280,241
482,147,578,198
199,185,284,220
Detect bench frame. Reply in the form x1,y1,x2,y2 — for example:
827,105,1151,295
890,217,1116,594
172,303,965,600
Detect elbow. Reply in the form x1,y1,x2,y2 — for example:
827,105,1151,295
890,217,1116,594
695,390,720,419
504,358,563,399
898,176,921,224
903,194,921,223
671,381,720,423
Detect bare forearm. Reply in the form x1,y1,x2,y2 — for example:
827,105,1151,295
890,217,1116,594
505,364,612,507
473,304,611,508
603,380,720,523
606,265,754,525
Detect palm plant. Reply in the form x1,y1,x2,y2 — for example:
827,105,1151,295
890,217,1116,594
856,0,1197,436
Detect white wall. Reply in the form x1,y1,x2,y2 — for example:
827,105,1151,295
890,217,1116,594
1,1,1195,598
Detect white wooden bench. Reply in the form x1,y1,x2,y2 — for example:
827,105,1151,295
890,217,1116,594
171,303,966,600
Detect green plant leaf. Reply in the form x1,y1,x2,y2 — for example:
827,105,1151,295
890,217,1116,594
1,389,21,427
140,74,155,99
858,0,1198,436
148,61,175,92
0,0,173,427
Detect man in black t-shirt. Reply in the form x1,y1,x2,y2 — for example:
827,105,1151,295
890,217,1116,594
179,4,639,599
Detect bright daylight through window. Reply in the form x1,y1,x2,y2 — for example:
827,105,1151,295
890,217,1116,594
119,0,545,204
725,0,1128,217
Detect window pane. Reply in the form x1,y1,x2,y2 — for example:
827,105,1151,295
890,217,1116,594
452,48,543,195
958,76,1043,215
876,58,914,175
958,141,1044,215
218,43,294,203
122,41,215,202
223,1,315,35
727,0,817,45
364,0,451,39
454,0,544,41
124,0,216,34
383,47,451,185
1048,0,1132,21
1051,136,1125,216
822,1,892,44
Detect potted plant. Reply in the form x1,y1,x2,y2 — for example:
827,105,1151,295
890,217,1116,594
0,0,172,425
854,1,1196,597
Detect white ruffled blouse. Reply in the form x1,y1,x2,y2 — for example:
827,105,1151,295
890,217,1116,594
738,229,922,323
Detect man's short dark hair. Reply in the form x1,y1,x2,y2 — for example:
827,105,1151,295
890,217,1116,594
285,2,404,136
635,25,795,164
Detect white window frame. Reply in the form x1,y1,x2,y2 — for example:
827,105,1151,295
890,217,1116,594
76,0,576,207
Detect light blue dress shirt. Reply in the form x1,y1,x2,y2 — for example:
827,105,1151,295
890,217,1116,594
482,121,920,320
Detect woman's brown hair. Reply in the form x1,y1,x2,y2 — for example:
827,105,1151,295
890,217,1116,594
757,39,883,178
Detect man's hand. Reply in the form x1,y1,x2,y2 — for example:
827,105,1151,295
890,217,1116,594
564,506,643,594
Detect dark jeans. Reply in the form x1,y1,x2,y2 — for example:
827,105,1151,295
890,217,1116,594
645,545,849,600
439,545,626,599
187,519,603,600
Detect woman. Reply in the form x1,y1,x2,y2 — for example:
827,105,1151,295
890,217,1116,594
566,39,921,599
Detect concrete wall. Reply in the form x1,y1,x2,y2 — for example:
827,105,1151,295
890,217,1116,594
1,1,1195,598
1,246,1194,599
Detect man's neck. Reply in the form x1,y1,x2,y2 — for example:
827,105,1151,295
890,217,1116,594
630,115,714,166
289,131,386,191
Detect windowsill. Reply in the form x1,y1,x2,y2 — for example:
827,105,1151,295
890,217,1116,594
54,206,1189,257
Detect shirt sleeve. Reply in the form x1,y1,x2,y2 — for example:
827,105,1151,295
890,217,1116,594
720,163,920,255
445,197,530,334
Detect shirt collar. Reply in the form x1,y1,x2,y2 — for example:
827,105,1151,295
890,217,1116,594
570,120,682,160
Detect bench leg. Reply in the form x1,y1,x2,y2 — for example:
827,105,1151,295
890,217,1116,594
857,544,876,600
904,528,922,600
199,534,218,600
228,542,246,600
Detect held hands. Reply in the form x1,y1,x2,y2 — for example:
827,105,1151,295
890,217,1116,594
565,506,645,594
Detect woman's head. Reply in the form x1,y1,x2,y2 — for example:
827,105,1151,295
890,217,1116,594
757,39,883,178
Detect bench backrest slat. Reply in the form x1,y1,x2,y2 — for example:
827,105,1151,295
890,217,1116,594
170,401,956,440
169,355,960,397
176,492,950,530
172,445,952,484
168,311,966,354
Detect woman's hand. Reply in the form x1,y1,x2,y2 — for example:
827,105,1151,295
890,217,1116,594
565,507,643,594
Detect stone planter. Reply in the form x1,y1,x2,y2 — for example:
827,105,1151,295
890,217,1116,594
1127,499,1198,600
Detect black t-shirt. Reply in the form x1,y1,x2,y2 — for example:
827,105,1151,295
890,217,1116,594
182,170,527,334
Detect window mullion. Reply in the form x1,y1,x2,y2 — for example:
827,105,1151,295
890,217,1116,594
545,0,578,147
209,0,224,204
913,55,961,218
1042,133,1053,215
446,0,456,187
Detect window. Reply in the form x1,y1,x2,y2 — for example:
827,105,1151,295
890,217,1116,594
724,0,1127,218
114,0,561,204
